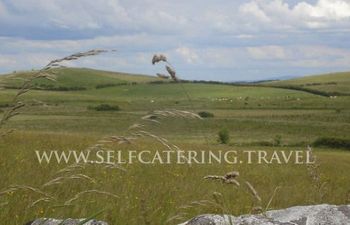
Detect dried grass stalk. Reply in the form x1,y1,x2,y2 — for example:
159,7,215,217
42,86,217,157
204,175,226,182
152,54,179,81
180,200,217,209
245,181,262,202
28,197,51,208
166,65,178,81
128,123,145,130
64,190,119,205
86,143,105,152
306,146,327,201
224,178,240,186
55,164,86,175
0,185,53,199
265,186,281,211
90,162,127,172
106,135,136,145
135,130,173,150
143,110,202,121
141,114,161,124
42,174,95,187
165,214,187,224
204,171,240,187
44,49,109,70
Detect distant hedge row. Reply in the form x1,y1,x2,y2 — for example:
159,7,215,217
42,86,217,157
4,84,86,91
313,137,350,150
35,86,87,91
88,104,120,111
95,82,137,89
302,82,337,86
268,85,346,97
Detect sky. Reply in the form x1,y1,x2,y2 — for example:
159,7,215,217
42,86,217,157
0,0,350,81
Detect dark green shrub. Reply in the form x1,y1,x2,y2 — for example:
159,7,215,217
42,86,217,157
258,141,274,146
198,111,214,118
89,104,120,111
335,108,342,113
273,135,282,146
313,137,350,150
95,83,127,89
149,81,167,84
218,128,230,144
54,86,86,91
96,83,115,89
34,84,86,91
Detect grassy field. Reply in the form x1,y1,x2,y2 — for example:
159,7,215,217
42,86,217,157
0,68,349,224
264,71,350,95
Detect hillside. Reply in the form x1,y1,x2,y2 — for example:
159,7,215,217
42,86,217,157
264,72,350,95
0,67,160,90
0,68,348,113
2,68,349,96
1,67,350,225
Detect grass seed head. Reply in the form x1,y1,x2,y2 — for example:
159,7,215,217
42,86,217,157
166,65,178,81
224,171,240,180
152,54,168,65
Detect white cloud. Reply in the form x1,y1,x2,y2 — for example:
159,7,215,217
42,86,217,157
289,45,350,67
246,44,350,68
0,1,9,19
2,0,130,30
0,0,193,34
295,0,350,20
0,56,16,67
1,0,350,36
175,47,199,64
239,1,271,22
247,45,287,60
239,0,350,29
1,0,350,80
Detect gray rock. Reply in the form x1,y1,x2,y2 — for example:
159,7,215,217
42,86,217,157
25,218,108,225
179,204,350,225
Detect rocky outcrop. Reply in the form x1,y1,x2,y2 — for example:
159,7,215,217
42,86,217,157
25,218,108,225
179,204,350,225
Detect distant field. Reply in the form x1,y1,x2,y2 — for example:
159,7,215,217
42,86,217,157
0,68,349,224
0,67,160,90
264,72,350,95
1,78,349,145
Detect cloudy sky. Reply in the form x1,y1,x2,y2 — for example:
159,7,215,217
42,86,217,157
0,0,350,81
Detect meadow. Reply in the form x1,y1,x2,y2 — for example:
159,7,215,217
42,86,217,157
0,68,349,225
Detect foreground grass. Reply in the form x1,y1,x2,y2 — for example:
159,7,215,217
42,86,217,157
0,131,349,225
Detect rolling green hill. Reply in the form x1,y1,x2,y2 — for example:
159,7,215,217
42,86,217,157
0,68,349,111
264,72,350,95
0,67,161,90
0,67,350,224
2,68,349,96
